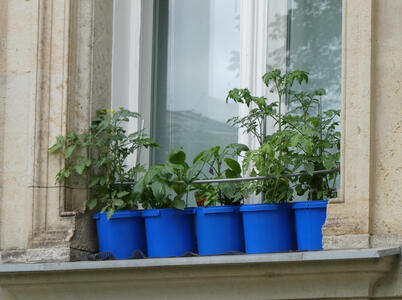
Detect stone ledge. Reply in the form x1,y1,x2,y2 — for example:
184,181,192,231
0,247,399,300
0,246,399,273
0,247,70,264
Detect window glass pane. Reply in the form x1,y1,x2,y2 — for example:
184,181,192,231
287,0,342,111
153,0,240,164
286,0,342,200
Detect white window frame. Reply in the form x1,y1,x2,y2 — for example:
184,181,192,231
111,0,282,168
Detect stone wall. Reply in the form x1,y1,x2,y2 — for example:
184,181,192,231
323,0,402,253
0,0,402,298
321,0,402,298
0,0,113,263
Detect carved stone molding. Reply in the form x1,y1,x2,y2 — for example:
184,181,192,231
0,248,399,300
323,0,375,249
29,0,112,254
30,0,76,248
0,0,111,261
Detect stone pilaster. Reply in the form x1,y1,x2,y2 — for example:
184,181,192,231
0,0,113,263
322,0,375,249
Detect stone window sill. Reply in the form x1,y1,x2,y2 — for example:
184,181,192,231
0,247,400,300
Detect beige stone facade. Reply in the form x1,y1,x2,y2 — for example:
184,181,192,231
0,0,401,299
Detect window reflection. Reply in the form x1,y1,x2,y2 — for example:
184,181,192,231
153,0,240,164
287,0,342,111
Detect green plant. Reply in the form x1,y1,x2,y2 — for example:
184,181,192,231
193,143,250,206
285,89,340,200
133,148,206,209
226,69,340,203
49,108,158,218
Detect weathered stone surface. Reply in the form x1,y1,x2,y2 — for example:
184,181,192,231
0,0,112,263
0,248,70,264
322,0,374,244
0,249,399,300
322,0,402,298
371,0,402,249
0,0,401,298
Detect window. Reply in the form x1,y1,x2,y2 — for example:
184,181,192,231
110,0,342,166
152,0,240,164
286,0,342,112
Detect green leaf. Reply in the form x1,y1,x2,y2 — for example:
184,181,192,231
113,199,125,207
88,177,100,188
290,135,300,148
86,198,97,210
74,164,85,175
225,169,237,179
227,143,249,154
150,181,168,201
304,162,314,176
56,135,65,143
133,180,145,195
63,169,71,178
107,209,115,220
48,143,62,153
261,143,273,155
168,149,186,166
323,157,335,170
224,158,241,175
65,145,76,159
185,160,203,183
99,177,107,185
117,191,130,198
100,206,108,214
172,198,185,210
302,139,313,155
193,150,206,163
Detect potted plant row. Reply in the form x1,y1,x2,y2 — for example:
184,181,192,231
49,70,340,259
193,143,249,255
132,148,204,258
49,108,158,259
226,69,340,252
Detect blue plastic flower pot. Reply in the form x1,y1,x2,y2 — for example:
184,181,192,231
142,208,196,258
196,205,244,255
292,200,328,251
93,210,147,259
240,203,296,254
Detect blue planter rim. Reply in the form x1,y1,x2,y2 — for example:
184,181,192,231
292,200,328,209
240,203,291,212
142,207,195,217
93,209,142,220
197,205,238,215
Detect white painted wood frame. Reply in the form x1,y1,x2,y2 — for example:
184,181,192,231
111,0,281,165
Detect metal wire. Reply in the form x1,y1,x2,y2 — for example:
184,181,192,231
115,167,340,186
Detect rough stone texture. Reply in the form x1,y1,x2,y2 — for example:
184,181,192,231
1,0,41,251
0,0,402,299
323,234,370,250
323,0,402,252
0,0,7,254
322,0,402,298
0,247,399,271
0,251,398,300
0,0,113,262
370,1,402,298
371,0,402,250
92,0,113,113
322,0,374,245
0,248,70,265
